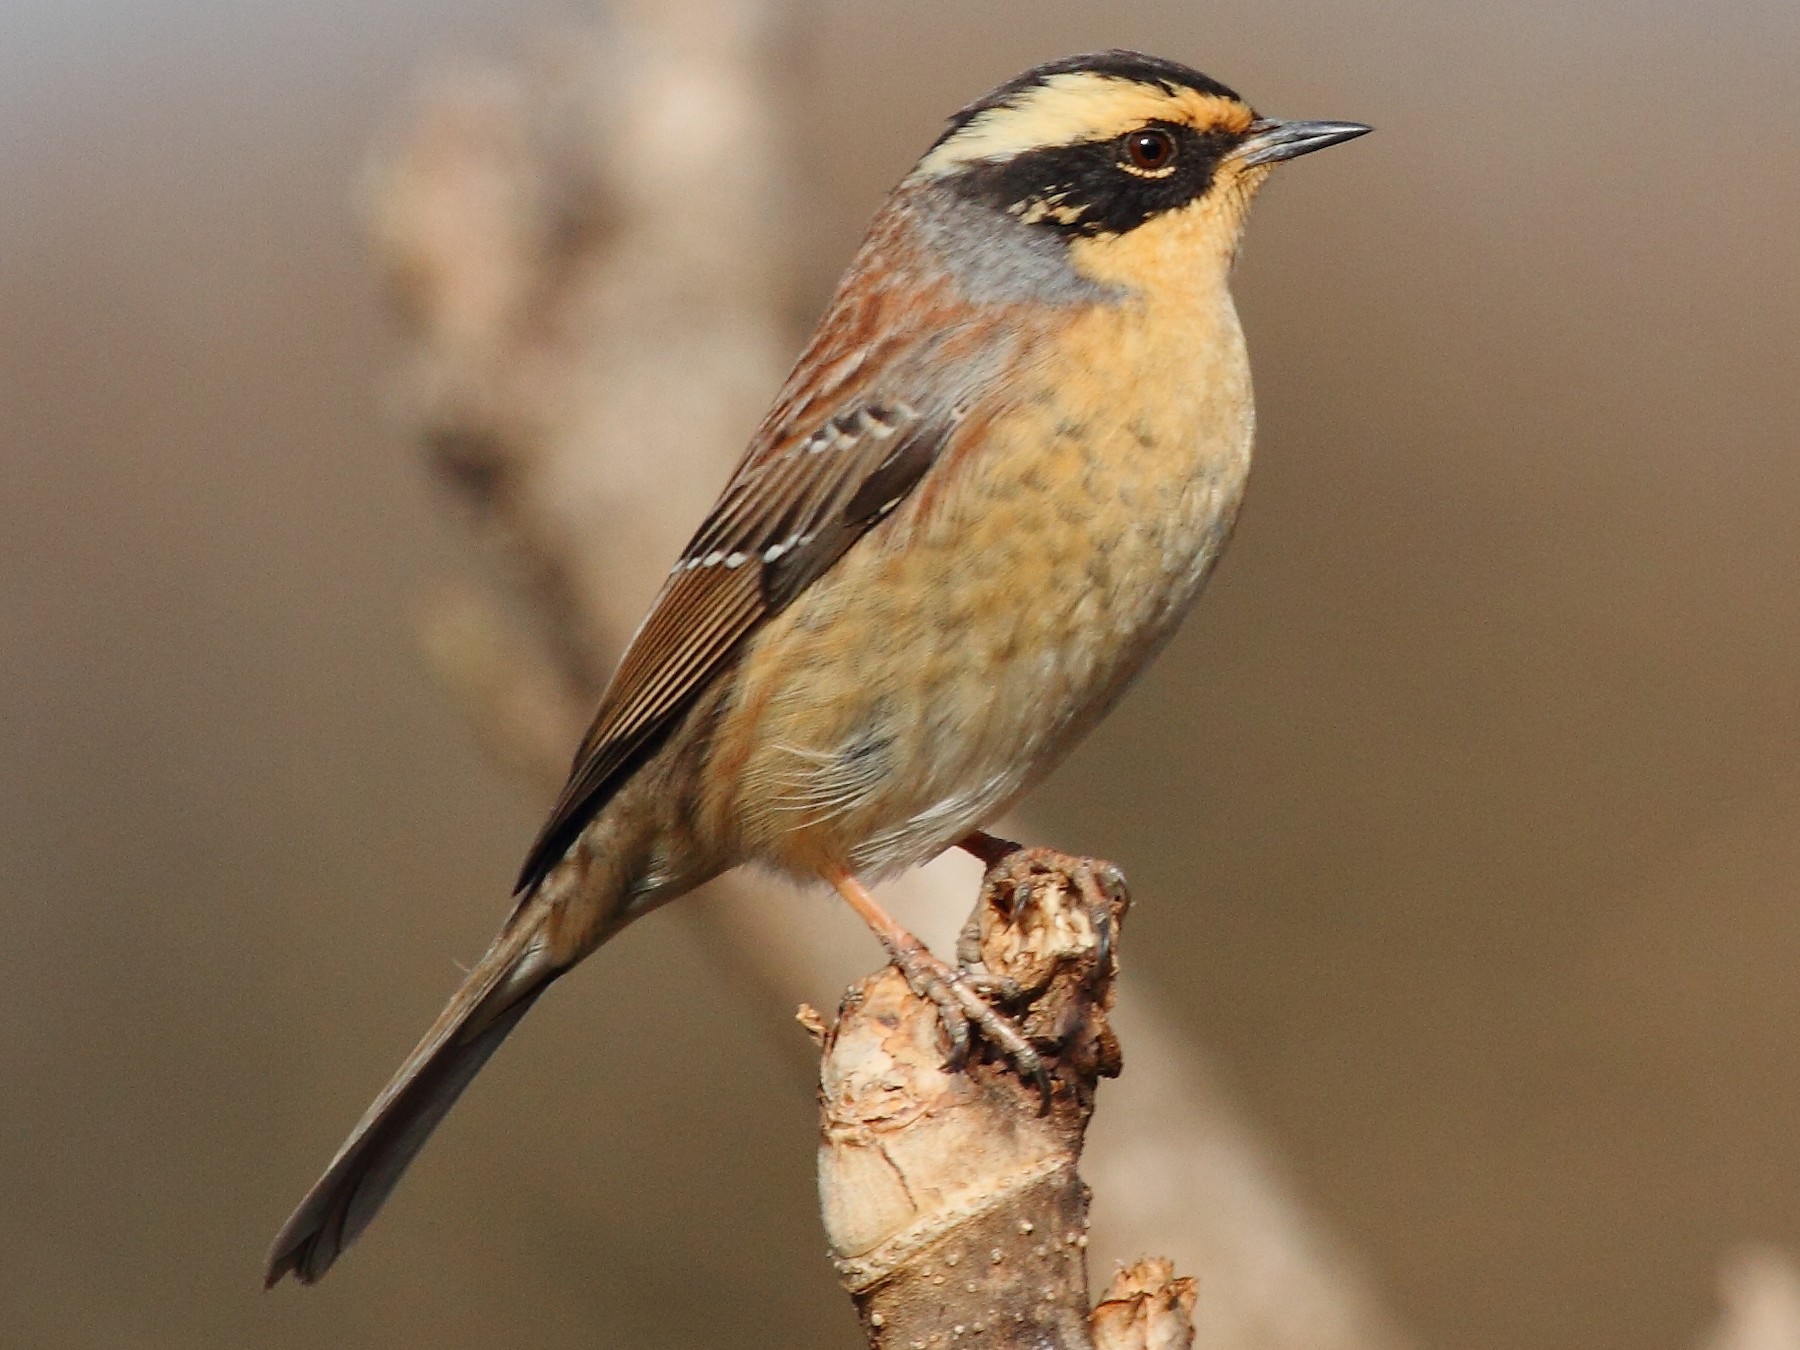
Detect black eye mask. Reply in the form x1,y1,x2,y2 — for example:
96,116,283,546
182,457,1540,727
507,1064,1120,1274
951,123,1240,239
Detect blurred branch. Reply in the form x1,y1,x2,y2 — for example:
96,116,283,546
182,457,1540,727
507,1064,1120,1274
1699,1248,1800,1350
361,6,1409,1347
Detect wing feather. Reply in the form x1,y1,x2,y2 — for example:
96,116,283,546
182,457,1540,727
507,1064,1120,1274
514,364,960,893
511,209,1052,894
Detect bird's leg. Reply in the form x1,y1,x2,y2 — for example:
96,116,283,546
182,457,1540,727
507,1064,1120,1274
955,828,1021,869
824,865,1049,1104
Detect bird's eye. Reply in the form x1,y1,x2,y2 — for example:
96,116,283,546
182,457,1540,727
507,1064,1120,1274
1121,128,1177,174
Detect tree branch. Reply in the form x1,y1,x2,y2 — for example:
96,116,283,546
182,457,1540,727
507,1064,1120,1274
1698,1247,1800,1350
816,849,1127,1347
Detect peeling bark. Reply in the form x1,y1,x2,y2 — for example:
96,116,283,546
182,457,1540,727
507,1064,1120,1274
1092,1261,1199,1350
817,849,1159,1348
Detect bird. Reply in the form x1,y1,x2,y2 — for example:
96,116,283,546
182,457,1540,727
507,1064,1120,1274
265,49,1369,1287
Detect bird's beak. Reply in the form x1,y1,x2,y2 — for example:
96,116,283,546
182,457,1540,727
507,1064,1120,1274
1233,118,1373,167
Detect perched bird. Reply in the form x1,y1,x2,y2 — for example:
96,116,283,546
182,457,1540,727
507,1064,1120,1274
266,49,1368,1286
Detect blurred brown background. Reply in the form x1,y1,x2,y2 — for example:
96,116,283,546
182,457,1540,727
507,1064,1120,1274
4,1,1798,1346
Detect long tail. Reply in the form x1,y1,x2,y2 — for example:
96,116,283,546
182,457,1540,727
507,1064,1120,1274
264,911,558,1287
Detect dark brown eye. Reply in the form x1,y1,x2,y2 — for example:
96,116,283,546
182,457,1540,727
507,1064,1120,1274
1122,128,1177,173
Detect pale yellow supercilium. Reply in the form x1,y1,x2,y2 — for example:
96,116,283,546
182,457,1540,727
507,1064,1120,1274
913,72,1252,177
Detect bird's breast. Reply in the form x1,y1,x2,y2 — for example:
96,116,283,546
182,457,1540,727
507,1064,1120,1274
715,290,1254,877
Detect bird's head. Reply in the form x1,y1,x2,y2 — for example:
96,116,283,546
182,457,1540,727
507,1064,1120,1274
909,51,1369,292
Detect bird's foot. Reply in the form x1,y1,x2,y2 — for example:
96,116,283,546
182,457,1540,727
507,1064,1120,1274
957,841,1125,979
878,929,1051,1110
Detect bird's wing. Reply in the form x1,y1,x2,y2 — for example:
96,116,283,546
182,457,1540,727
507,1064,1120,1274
515,289,994,893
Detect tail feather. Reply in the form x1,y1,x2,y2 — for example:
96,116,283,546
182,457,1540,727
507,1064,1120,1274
265,921,556,1287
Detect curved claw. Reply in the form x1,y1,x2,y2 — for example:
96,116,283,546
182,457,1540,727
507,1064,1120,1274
886,945,1051,1111
1022,1050,1052,1113
937,980,973,1067
1073,859,1125,974
1092,901,1113,973
827,863,1054,1111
